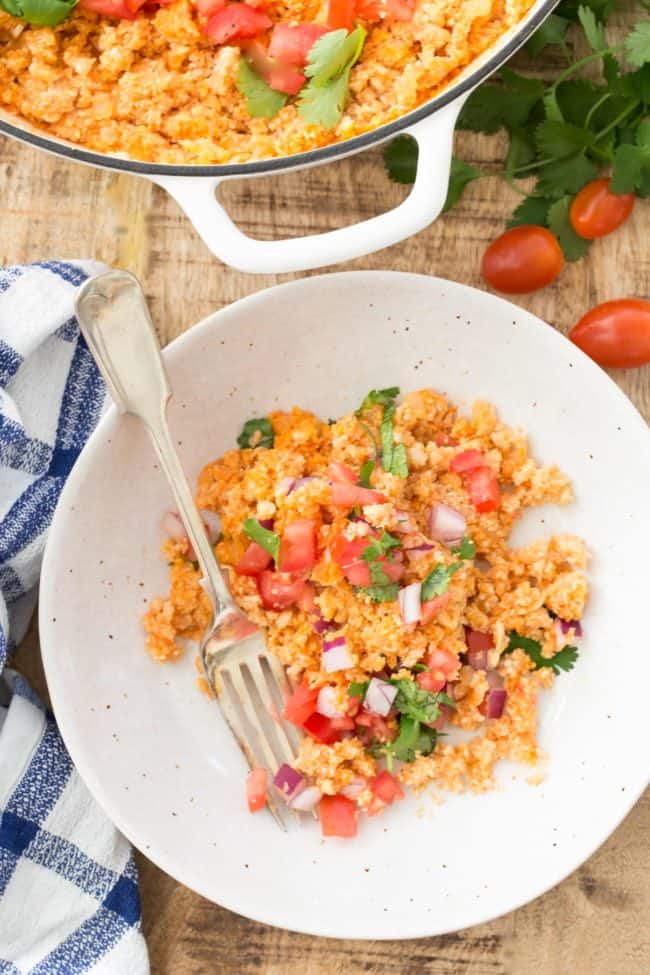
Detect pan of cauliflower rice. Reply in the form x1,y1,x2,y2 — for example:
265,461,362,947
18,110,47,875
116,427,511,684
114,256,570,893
0,0,557,271
39,273,650,937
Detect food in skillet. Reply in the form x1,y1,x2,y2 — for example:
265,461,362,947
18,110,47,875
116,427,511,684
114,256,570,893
0,0,536,164
144,386,588,837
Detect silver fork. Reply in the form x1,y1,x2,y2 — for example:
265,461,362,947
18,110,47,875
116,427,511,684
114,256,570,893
75,269,302,830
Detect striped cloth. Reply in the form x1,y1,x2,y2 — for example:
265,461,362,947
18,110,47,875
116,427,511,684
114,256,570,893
0,262,149,974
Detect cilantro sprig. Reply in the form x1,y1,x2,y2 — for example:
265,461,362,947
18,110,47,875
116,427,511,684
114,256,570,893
369,680,455,768
451,535,477,559
421,561,462,601
383,0,650,260
236,58,287,120
356,386,409,478
298,27,366,128
242,518,281,566
355,531,402,603
237,417,274,450
1,0,77,25
505,630,579,674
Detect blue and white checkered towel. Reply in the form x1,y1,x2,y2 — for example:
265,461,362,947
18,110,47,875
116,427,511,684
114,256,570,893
0,262,149,974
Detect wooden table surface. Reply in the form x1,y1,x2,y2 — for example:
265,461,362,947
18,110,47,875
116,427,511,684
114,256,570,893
3,13,649,969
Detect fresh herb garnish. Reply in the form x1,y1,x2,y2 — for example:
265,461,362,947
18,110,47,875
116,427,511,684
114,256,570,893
1,0,77,25
356,386,401,415
349,680,369,699
237,417,274,450
358,459,375,488
382,0,650,259
450,535,477,559
236,57,288,120
360,531,402,563
242,517,281,566
354,531,402,601
505,630,579,674
421,562,462,601
392,679,455,723
358,583,400,603
298,27,366,128
357,387,408,478
371,716,439,769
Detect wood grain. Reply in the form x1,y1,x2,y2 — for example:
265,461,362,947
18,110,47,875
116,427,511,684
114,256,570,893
3,9,649,969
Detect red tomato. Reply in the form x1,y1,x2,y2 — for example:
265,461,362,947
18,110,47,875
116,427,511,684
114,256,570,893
427,647,460,677
319,795,358,837
569,179,635,240
354,0,382,17
303,712,342,744
435,434,458,447
482,226,564,294
78,0,140,17
369,770,404,803
278,519,317,572
193,0,226,14
296,581,317,614
268,23,328,66
330,533,370,566
419,592,450,624
330,715,356,732
257,570,306,610
569,299,650,368
355,710,395,741
329,460,359,484
204,4,271,44
282,681,319,726
331,483,386,506
449,449,485,473
465,466,500,513
246,767,267,812
327,0,354,28
343,556,404,587
385,0,415,18
416,670,446,692
466,628,493,653
235,541,272,576
241,40,306,95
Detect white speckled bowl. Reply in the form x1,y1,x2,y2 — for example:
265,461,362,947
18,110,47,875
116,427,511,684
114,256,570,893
40,272,650,939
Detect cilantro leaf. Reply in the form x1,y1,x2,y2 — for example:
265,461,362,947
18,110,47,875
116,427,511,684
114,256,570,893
505,128,537,180
421,562,462,601
525,14,570,56
535,152,598,195
535,120,593,158
384,135,418,184
359,583,400,603
505,631,579,674
360,531,402,563
375,717,439,768
547,197,592,261
556,0,614,23
298,27,366,129
458,69,544,134
356,387,400,414
442,157,481,212
578,4,606,51
0,0,77,25
358,459,375,488
242,518,281,565
624,21,650,67
348,680,368,699
237,417,274,450
451,535,476,559
507,195,553,229
611,123,650,193
389,442,409,478
236,58,287,120
375,399,408,477
393,679,455,723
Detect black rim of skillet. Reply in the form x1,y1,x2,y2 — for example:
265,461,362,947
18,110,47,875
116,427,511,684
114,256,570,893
0,0,558,178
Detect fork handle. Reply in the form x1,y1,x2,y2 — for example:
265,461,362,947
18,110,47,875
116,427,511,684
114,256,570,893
74,269,235,618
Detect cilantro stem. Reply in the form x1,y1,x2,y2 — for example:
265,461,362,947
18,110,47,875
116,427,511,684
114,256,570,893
549,45,623,92
594,100,641,144
584,92,613,129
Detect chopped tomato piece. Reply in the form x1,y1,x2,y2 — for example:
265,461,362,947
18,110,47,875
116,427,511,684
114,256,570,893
342,555,404,587
246,767,267,812
303,712,343,744
465,628,493,653
257,570,306,610
319,795,358,837
386,0,415,18
465,466,500,513
419,592,450,624
354,0,382,17
416,670,446,692
235,541,272,576
296,581,317,614
204,3,271,44
193,0,226,14
79,0,140,17
330,715,356,732
330,532,370,566
268,23,328,66
327,0,354,29
331,482,386,506
435,434,458,447
450,449,485,473
355,710,395,742
241,40,306,95
369,770,404,803
282,681,319,726
329,460,358,484
279,519,317,573
427,647,460,677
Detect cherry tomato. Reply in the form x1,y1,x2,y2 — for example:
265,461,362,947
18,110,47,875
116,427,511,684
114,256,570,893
482,226,564,294
278,519,317,572
569,299,650,368
268,23,328,66
257,570,306,610
204,4,271,44
235,541,272,577
569,179,635,240
319,795,357,837
369,771,404,804
246,767,268,812
282,681,319,726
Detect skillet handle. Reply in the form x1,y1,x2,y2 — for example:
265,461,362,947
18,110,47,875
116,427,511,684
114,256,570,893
151,95,467,275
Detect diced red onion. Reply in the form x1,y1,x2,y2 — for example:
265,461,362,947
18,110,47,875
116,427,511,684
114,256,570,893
273,764,304,801
405,544,435,561
322,641,354,673
312,611,335,635
485,688,507,719
258,518,274,530
322,635,345,651
364,677,398,717
341,778,366,799
160,510,186,542
289,476,319,493
467,648,489,670
487,670,504,689
289,786,321,812
555,617,583,641
429,503,466,545
317,686,345,718
277,477,296,495
394,511,416,533
200,509,221,543
398,582,422,624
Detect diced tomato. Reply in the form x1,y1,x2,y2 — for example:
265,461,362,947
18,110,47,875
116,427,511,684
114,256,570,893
369,770,404,804
268,23,328,66
382,560,404,582
385,0,415,18
466,628,493,653
355,710,395,742
330,532,370,566
465,466,500,513
246,767,268,812
235,541,272,577
282,681,319,726
296,581,317,614
241,41,306,95
79,0,140,17
319,794,357,837
328,460,358,484
354,0,382,18
435,434,458,447
343,555,404,587
257,570,306,610
327,0,354,28
331,482,386,506
419,592,450,624
193,0,225,14
416,670,446,692
204,4,271,44
303,711,343,744
330,715,356,732
450,449,485,473
278,519,317,573
427,647,460,677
